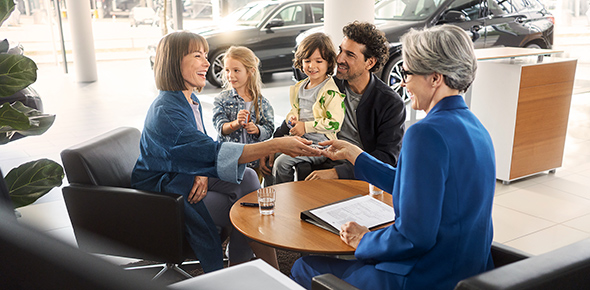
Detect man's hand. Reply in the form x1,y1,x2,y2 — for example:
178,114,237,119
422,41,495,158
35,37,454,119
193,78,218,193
340,221,369,248
305,168,338,180
188,176,208,204
260,154,275,176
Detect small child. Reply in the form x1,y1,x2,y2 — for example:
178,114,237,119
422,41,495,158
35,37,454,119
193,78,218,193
270,32,345,184
212,46,275,181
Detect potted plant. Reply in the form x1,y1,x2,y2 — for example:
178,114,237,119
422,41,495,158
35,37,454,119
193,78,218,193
0,0,64,210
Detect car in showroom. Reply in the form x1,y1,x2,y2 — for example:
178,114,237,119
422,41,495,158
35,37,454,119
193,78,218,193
148,0,325,87
295,0,554,103
129,6,158,27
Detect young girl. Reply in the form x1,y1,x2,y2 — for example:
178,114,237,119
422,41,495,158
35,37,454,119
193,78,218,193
269,32,345,184
212,46,275,181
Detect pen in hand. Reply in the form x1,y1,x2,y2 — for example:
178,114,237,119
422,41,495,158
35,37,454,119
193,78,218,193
240,202,259,207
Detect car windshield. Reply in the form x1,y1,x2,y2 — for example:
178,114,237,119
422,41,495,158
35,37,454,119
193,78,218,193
375,0,445,20
223,2,278,26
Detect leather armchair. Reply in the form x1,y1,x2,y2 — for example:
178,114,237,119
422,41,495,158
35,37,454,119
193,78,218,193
311,240,590,289
60,127,196,279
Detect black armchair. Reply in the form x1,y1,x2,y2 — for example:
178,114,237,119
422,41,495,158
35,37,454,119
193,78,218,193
311,240,590,290
60,127,196,279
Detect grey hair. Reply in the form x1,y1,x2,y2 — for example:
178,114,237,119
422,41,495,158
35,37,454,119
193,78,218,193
400,24,477,92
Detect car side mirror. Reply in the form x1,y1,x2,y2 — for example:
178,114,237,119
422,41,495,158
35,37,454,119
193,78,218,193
265,18,285,29
441,10,466,23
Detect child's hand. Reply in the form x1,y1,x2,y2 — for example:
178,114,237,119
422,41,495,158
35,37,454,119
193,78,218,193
236,109,250,127
288,115,298,128
289,121,305,137
244,122,259,135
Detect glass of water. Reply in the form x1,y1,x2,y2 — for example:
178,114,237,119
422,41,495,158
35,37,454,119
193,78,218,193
257,187,276,215
369,184,383,196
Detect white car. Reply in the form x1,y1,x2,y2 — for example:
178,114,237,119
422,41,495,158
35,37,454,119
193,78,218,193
129,7,157,27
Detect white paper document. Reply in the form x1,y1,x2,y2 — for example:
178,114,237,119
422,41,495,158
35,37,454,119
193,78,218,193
309,195,395,231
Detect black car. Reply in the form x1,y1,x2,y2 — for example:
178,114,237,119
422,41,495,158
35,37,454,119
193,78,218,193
148,0,325,87
295,0,554,102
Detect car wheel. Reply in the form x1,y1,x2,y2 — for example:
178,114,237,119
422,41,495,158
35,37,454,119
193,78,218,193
382,55,411,104
207,49,226,88
525,43,543,49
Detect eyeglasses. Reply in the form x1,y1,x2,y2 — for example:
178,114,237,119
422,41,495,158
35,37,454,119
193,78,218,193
400,68,414,83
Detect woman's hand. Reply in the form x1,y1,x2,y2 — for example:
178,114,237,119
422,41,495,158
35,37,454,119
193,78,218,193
260,154,275,176
236,109,250,127
274,136,321,158
289,120,305,137
244,122,260,135
319,140,364,165
188,176,208,204
340,221,369,248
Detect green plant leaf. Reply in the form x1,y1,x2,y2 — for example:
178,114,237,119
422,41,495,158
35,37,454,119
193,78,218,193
0,0,15,27
0,54,38,98
0,100,30,130
5,159,64,208
0,39,9,54
0,101,56,145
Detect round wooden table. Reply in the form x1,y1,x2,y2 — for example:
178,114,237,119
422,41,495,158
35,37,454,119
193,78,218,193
229,179,393,255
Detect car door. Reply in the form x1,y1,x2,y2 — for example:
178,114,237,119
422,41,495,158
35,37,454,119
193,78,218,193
442,0,487,48
482,0,531,47
252,3,322,72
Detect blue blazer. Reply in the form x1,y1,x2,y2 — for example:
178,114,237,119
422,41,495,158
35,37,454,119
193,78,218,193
354,96,496,289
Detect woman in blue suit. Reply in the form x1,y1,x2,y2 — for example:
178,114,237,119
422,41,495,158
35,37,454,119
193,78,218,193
291,25,496,289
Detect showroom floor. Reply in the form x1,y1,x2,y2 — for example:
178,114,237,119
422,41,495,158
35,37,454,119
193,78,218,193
1,56,589,263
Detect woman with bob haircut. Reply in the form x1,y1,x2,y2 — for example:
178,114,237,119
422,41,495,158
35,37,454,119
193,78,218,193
291,24,496,290
132,31,321,272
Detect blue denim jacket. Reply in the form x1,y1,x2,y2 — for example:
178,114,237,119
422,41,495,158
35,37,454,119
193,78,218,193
131,90,247,272
212,89,274,169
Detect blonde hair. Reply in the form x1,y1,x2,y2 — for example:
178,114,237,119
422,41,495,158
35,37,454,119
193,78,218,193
154,31,209,92
222,46,262,124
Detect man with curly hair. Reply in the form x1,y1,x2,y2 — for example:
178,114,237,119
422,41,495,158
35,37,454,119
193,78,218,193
300,21,406,181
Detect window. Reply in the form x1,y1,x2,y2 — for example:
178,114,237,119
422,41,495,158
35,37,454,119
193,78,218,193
446,0,483,20
277,5,305,26
490,0,513,15
311,3,324,23
375,0,443,21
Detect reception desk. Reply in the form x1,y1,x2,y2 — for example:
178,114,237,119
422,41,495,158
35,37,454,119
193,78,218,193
470,47,577,184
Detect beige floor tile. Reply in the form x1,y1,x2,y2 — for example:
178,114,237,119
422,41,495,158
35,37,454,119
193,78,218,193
505,225,590,255
16,200,72,232
563,213,590,233
493,183,590,223
540,173,590,200
492,205,555,243
579,169,590,178
494,177,538,196
46,226,77,247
